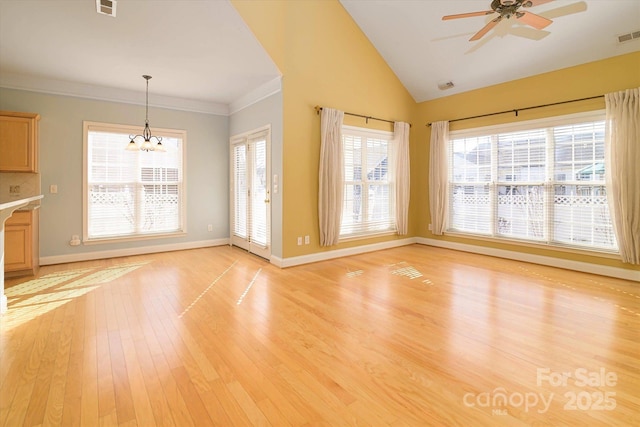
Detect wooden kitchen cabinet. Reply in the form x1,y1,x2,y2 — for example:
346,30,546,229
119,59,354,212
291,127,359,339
0,111,40,172
4,209,39,277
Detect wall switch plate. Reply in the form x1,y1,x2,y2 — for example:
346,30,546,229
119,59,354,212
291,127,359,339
304,235,310,244
207,224,213,232
297,236,302,246
50,184,58,194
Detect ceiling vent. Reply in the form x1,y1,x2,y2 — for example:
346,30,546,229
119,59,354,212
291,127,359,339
617,30,640,44
96,0,117,17
437,81,455,91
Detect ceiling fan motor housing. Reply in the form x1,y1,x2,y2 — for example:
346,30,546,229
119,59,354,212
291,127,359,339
493,0,528,19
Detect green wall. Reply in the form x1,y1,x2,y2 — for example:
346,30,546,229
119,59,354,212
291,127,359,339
0,88,229,261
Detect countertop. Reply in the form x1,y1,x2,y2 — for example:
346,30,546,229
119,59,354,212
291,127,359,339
0,195,44,212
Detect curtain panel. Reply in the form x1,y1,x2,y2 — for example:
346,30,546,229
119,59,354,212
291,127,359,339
318,108,344,246
394,122,411,235
429,121,450,235
605,87,640,264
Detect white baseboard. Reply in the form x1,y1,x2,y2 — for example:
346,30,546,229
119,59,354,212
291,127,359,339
40,238,230,266
274,238,416,268
416,237,640,282
269,255,284,268
38,235,638,282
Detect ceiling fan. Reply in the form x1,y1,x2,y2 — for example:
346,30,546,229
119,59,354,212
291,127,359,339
443,0,555,41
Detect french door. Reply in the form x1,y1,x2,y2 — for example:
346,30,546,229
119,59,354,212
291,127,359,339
230,127,271,259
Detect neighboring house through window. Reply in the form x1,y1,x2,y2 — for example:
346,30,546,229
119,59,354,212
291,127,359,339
448,111,617,253
341,126,396,238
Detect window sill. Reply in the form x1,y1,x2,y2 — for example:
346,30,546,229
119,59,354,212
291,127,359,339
444,230,620,260
82,230,187,246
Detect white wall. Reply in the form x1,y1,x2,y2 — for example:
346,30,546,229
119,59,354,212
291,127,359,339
0,88,229,262
229,91,283,258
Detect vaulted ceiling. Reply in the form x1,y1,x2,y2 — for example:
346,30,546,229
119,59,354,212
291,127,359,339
1,0,638,111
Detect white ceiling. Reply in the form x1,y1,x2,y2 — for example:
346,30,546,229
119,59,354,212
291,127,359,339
0,0,639,112
341,0,640,102
0,0,281,114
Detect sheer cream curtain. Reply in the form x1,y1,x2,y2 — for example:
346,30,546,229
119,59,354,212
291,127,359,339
605,87,640,264
394,122,410,235
319,108,344,246
429,121,450,235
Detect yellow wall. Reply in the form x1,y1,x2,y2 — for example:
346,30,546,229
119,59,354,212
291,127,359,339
233,0,416,257
234,0,639,272
414,51,640,273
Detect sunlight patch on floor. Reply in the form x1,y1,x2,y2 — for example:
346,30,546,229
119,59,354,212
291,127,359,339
346,270,364,278
1,261,150,331
237,268,262,305
179,259,238,318
57,262,148,289
4,268,94,297
390,262,423,280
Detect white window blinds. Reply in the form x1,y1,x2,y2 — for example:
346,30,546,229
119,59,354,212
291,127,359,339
84,122,185,242
233,144,248,240
448,113,617,253
341,127,395,237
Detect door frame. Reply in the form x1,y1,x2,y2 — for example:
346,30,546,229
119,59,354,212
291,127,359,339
229,125,271,259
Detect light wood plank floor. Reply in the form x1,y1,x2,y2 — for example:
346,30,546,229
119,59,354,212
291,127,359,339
1,244,638,426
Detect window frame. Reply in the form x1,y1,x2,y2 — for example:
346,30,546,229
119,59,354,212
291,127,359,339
82,121,187,244
446,110,618,256
340,125,396,240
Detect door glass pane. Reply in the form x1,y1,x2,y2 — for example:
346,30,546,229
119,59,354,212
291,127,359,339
251,139,268,247
233,144,247,239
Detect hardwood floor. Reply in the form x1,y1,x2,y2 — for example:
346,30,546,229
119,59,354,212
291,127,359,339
1,244,638,426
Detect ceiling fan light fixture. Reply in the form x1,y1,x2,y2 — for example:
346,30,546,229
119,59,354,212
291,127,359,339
443,0,555,41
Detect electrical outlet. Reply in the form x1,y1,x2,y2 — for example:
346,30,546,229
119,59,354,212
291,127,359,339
207,224,213,232
428,224,432,231
69,235,81,246
297,236,302,246
50,184,58,194
304,235,310,245
9,185,20,194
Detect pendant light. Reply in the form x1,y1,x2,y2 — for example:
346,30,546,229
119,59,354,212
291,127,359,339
126,75,165,152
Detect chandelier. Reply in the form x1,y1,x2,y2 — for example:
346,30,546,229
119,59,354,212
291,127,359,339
126,75,165,152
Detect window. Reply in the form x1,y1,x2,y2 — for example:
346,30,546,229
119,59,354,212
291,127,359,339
83,121,186,242
448,112,617,253
341,126,395,238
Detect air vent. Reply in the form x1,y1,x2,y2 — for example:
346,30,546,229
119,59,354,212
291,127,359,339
437,81,455,91
96,0,117,17
617,30,640,44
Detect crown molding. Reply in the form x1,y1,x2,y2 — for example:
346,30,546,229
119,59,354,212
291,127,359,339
229,76,282,115
0,72,230,116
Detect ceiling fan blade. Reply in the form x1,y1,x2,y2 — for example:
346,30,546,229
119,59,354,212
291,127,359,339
523,0,554,7
541,1,587,20
470,16,503,41
442,10,494,21
516,11,553,30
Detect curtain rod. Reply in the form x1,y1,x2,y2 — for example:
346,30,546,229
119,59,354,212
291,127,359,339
426,95,604,126
315,105,411,127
